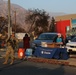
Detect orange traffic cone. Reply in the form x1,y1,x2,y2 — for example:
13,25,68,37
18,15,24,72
18,48,25,59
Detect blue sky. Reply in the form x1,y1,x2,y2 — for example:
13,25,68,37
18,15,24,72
11,0,76,14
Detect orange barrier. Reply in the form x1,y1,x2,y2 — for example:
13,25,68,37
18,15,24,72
18,48,25,59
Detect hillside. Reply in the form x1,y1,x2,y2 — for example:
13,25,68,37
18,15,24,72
0,0,66,32
0,0,28,31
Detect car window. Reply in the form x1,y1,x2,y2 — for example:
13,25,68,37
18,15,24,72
71,37,76,42
66,35,76,40
38,34,57,40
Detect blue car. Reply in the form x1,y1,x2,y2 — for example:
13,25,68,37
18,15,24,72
31,32,58,49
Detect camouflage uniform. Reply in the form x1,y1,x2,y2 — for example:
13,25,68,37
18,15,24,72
3,34,19,65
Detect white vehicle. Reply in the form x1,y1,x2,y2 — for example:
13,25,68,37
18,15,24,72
66,37,76,52
15,33,25,40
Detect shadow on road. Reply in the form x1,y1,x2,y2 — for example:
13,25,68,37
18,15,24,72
0,59,25,71
0,59,65,75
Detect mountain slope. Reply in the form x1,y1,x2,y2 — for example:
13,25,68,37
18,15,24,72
0,0,66,32
0,0,28,30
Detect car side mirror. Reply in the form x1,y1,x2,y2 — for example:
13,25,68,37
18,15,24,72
68,40,71,42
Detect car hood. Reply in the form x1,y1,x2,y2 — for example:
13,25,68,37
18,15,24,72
66,42,76,46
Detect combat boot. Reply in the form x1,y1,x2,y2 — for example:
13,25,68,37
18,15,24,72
10,59,14,65
3,61,8,65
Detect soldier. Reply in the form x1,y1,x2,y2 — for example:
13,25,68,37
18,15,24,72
3,32,19,65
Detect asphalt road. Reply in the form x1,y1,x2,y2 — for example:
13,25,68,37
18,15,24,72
0,58,76,75
0,41,76,75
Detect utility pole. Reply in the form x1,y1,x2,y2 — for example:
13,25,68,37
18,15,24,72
14,11,16,33
8,0,11,38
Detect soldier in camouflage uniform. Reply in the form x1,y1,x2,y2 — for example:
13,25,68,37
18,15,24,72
3,32,19,65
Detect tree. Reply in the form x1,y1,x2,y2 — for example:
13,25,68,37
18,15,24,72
25,9,50,35
0,16,8,33
0,16,26,34
12,23,26,33
49,17,56,32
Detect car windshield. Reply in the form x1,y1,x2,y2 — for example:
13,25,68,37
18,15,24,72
66,35,76,40
71,37,76,42
38,34,57,40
